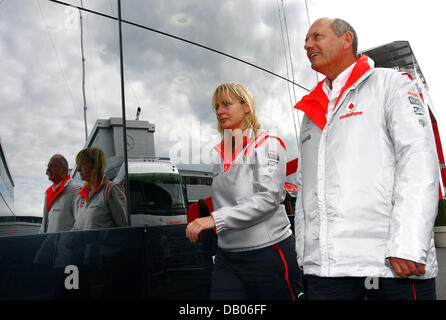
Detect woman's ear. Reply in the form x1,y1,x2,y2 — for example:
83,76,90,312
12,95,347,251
244,103,251,114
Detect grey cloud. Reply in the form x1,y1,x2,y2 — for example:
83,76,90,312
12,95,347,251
1,0,316,215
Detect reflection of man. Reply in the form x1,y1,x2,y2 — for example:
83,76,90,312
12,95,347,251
294,18,439,299
40,154,80,233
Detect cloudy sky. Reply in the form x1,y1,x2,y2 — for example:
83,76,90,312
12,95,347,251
0,0,443,217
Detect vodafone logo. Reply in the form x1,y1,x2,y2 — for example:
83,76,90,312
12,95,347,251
346,102,356,111
340,102,362,120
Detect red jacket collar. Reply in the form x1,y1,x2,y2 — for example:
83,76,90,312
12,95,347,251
214,132,253,172
45,175,71,211
294,55,372,131
79,178,104,201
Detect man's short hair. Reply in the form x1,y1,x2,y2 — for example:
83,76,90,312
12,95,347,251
51,154,69,174
330,18,358,57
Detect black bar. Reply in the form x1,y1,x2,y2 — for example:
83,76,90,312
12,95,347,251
117,0,131,226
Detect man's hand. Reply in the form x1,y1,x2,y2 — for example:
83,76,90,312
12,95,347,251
185,216,215,243
389,257,426,278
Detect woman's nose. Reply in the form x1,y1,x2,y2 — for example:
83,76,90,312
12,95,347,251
216,106,224,115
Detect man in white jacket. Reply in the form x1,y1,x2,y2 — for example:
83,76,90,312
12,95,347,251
294,17,438,299
40,154,79,233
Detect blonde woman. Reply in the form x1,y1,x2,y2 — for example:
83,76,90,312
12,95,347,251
72,147,128,230
186,83,303,300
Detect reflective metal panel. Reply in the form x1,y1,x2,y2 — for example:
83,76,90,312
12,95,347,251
0,225,216,299
145,224,216,299
0,227,146,299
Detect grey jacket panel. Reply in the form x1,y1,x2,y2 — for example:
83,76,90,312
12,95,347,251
295,65,439,278
72,180,128,231
212,130,292,252
40,179,80,233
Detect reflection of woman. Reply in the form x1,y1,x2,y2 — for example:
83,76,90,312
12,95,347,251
72,147,128,230
186,83,303,300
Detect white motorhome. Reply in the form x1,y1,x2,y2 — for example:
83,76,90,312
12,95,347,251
178,168,212,206
113,158,187,226
72,117,187,226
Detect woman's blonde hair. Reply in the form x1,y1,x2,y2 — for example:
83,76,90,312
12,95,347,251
212,83,261,137
76,147,107,188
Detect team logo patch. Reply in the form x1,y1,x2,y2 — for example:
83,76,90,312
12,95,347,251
267,151,280,162
267,150,280,168
268,160,278,167
339,102,362,120
346,102,356,111
408,96,424,115
408,89,425,115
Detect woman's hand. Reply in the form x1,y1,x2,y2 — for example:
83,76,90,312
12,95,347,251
186,216,216,243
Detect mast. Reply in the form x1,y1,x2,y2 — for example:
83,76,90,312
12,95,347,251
117,0,132,226
79,0,88,141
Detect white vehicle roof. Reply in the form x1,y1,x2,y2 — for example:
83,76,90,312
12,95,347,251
113,158,180,183
128,159,179,174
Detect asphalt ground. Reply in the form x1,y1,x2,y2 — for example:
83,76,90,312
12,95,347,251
436,248,446,300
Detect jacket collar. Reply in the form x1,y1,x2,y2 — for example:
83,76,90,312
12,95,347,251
45,175,71,211
294,55,374,131
214,130,253,172
79,177,104,201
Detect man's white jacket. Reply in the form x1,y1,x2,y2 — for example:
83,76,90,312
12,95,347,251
40,178,80,233
294,55,439,278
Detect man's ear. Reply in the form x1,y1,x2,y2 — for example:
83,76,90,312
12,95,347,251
342,31,354,50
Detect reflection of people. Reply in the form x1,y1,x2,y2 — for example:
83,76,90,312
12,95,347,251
40,154,80,233
186,83,303,300
294,18,438,300
72,147,128,230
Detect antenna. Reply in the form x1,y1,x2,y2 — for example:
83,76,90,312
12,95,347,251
79,0,88,141
117,0,132,226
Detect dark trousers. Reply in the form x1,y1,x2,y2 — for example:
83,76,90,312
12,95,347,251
210,235,304,300
305,275,436,300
